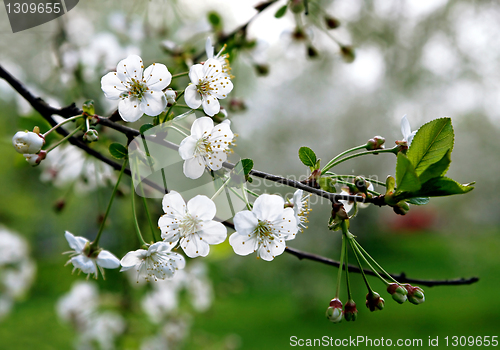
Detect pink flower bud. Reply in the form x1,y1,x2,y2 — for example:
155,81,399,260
344,300,358,321
24,150,47,167
404,284,425,305
366,292,385,312
387,283,408,304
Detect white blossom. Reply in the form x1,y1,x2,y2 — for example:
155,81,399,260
158,191,227,258
40,144,115,193
178,116,234,179
12,131,44,154
290,189,311,233
56,281,99,327
120,242,186,282
64,231,120,279
229,194,298,261
205,37,232,78
184,58,233,116
340,182,374,214
401,115,417,147
101,55,171,122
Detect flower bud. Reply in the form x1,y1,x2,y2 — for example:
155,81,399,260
393,200,410,215
82,100,95,116
24,150,47,166
354,176,368,194
366,136,385,150
344,300,358,321
366,292,385,312
387,283,408,304
404,284,425,305
83,129,99,142
165,88,177,105
12,131,45,154
326,298,343,323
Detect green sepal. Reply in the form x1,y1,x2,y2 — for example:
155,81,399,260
275,5,287,18
109,143,128,159
319,176,336,193
82,100,95,116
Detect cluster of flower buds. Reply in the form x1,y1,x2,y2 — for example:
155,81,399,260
366,291,385,312
12,127,46,166
326,298,343,323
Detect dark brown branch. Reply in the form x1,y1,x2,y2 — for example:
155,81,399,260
0,64,479,288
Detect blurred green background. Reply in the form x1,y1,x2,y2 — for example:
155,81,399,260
1,0,499,349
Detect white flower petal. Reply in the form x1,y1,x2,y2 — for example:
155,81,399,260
181,236,210,258
189,64,205,84
101,72,127,100
120,250,147,270
118,97,143,122
184,84,202,110
252,194,285,222
162,191,186,216
178,136,197,160
140,90,166,116
201,94,220,116
233,211,258,236
401,115,411,140
190,117,214,139
229,232,258,256
205,37,214,59
272,208,298,240
96,250,120,269
183,157,206,179
206,150,227,171
212,78,233,99
199,221,227,244
65,231,88,253
143,63,171,91
187,195,216,221
71,255,96,274
116,55,144,81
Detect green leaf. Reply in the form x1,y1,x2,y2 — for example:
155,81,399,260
415,177,474,197
298,147,317,167
418,149,451,184
395,153,421,193
275,5,287,18
407,197,430,205
109,143,128,159
407,117,454,177
140,124,155,134
241,158,253,176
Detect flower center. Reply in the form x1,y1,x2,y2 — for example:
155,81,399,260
194,135,213,157
179,213,201,236
254,220,274,241
123,78,148,100
196,79,213,96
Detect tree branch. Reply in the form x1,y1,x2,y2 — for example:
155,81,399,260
0,64,479,288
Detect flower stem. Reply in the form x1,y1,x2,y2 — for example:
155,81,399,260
139,182,160,242
211,175,233,201
335,232,346,299
344,232,352,300
325,173,387,187
171,72,189,79
350,238,389,285
321,146,399,174
42,114,83,137
131,181,148,247
91,159,128,248
245,187,259,198
321,144,366,175
353,239,398,284
46,125,84,153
